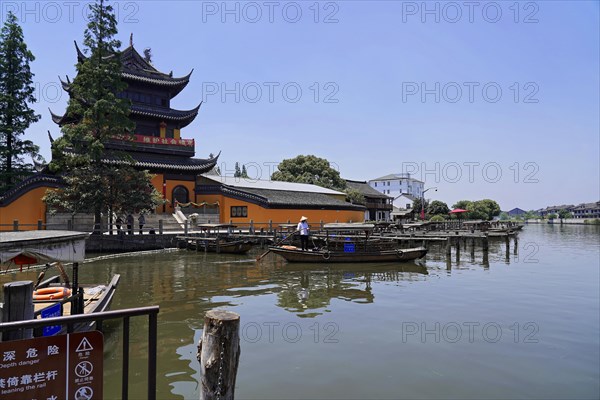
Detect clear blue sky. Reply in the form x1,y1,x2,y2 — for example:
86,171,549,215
2,0,599,210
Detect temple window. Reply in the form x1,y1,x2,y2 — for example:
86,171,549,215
231,206,248,218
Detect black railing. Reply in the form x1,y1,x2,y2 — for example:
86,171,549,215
0,306,159,400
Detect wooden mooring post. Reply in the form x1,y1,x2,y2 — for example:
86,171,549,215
198,310,241,400
2,281,34,341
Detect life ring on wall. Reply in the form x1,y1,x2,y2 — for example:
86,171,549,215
395,249,404,258
33,287,71,301
322,250,331,260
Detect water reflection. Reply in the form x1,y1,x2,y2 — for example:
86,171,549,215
274,263,428,316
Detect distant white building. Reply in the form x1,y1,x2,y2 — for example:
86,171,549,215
369,173,424,208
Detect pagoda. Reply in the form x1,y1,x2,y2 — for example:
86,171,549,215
50,38,219,211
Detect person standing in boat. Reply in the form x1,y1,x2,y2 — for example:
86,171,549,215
297,216,310,251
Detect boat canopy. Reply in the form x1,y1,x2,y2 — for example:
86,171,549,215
197,223,237,229
0,231,89,264
323,223,375,231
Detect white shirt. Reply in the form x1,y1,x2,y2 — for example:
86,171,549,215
297,221,309,235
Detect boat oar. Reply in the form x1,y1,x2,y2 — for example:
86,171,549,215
256,231,297,262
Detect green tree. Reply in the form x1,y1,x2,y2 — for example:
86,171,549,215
234,162,241,177
476,199,501,220
547,213,557,220
427,200,449,216
558,209,573,219
44,165,161,216
412,197,428,215
429,215,445,222
452,200,473,212
46,0,159,226
499,212,509,221
344,187,366,205
271,155,346,191
0,11,41,192
241,164,249,178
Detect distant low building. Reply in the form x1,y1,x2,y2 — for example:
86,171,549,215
368,173,424,208
507,208,527,217
572,202,600,219
538,204,575,217
395,194,417,211
391,206,414,223
535,202,600,219
345,180,393,221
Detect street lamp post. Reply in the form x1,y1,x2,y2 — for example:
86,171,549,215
420,187,438,221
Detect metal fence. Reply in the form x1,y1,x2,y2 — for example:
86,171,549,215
0,306,159,400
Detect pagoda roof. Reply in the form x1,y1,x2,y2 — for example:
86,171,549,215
50,103,201,128
74,41,192,98
62,150,219,174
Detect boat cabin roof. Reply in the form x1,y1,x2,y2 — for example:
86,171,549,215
323,223,375,231
197,223,237,229
0,230,89,264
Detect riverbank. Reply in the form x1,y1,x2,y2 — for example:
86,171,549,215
525,218,600,225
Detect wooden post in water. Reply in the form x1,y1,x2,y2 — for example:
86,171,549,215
268,220,273,234
455,236,461,264
445,237,452,256
513,235,518,255
198,310,241,400
482,233,489,254
159,219,164,235
249,220,254,234
184,220,189,236
2,281,34,341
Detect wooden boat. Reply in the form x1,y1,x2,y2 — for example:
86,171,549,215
269,245,427,263
270,223,428,263
0,231,120,336
180,223,254,254
187,239,254,254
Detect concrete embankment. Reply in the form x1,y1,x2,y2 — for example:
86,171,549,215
86,233,181,252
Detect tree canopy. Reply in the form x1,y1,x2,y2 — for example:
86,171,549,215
271,155,346,191
45,0,160,221
451,199,501,220
0,11,41,192
427,200,449,217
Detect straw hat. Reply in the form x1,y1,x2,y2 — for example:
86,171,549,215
300,216,308,221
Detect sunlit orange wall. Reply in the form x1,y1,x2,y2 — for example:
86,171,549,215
197,194,365,224
0,187,48,228
150,174,196,214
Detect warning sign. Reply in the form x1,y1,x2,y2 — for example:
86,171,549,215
0,331,103,400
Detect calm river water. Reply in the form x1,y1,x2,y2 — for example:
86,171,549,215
2,223,599,399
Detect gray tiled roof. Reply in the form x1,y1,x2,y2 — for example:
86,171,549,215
236,187,365,210
202,175,345,195
371,173,424,183
345,180,391,199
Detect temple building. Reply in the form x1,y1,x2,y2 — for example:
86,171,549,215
49,41,219,214
0,39,365,229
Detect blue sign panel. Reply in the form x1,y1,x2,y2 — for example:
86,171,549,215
343,243,355,253
41,302,62,336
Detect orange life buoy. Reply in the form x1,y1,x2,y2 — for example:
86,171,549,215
33,287,71,301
